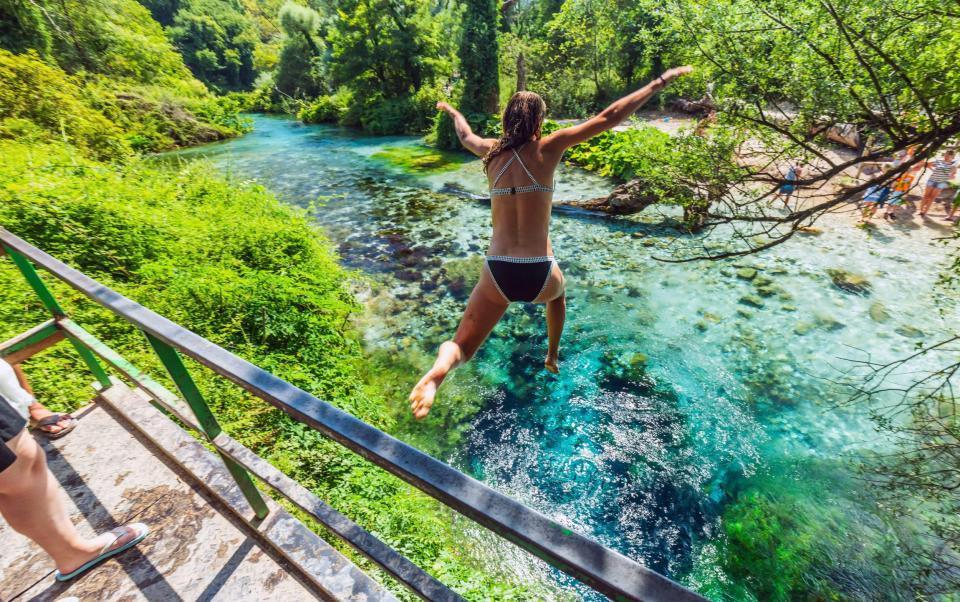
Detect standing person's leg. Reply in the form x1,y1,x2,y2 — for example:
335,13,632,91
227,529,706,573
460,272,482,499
534,264,566,374
410,268,509,419
920,185,939,215
0,430,147,577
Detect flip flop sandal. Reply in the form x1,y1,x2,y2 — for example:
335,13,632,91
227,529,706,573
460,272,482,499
54,523,150,581
32,414,77,439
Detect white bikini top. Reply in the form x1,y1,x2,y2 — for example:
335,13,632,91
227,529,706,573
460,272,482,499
490,147,555,197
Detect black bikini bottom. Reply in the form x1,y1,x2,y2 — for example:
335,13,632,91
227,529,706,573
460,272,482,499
485,255,555,303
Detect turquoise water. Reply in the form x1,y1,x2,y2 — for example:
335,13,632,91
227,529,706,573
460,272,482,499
166,115,958,599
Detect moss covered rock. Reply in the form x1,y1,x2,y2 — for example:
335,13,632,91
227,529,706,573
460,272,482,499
826,268,871,295
372,145,468,175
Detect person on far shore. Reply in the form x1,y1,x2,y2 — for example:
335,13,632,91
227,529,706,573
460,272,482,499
918,149,957,217
944,180,960,221
859,182,892,224
884,162,924,221
775,163,802,206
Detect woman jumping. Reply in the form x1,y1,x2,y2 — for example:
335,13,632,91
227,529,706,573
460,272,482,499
410,66,693,419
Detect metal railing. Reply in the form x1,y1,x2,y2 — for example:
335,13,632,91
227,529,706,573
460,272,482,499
0,227,706,602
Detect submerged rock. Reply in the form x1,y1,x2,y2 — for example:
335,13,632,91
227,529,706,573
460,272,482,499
868,302,891,323
813,312,846,331
739,295,764,308
736,267,758,281
894,324,924,339
826,269,872,295
442,256,484,297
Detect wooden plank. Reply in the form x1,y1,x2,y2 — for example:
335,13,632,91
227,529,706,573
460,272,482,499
98,382,398,602
0,320,65,364
213,433,463,602
0,402,319,602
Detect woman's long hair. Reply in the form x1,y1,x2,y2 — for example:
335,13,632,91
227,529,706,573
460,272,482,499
482,91,546,172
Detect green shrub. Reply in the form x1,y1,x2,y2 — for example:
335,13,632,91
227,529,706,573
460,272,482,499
0,50,128,160
298,88,352,124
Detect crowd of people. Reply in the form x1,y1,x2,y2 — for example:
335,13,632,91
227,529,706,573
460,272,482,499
857,147,959,225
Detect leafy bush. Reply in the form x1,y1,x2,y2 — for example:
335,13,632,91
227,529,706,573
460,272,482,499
298,87,352,124
40,0,204,95
565,125,673,179
0,50,128,160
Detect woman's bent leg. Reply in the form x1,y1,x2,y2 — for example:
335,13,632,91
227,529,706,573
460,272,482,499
920,187,938,215
410,269,509,419
535,264,566,373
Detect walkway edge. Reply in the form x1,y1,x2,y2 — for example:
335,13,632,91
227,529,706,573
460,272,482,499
97,381,398,602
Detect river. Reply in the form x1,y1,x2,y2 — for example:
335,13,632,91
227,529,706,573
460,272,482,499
165,114,959,600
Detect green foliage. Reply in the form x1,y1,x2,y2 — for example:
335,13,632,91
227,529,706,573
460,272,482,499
458,0,499,116
0,50,128,160
328,0,446,98
565,126,670,179
0,0,52,57
504,0,667,116
297,88,350,123
274,1,325,98
431,0,498,150
168,0,260,92
39,0,202,94
139,0,182,25
668,0,960,136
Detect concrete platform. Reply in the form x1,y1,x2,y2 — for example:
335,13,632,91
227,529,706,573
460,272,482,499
0,391,376,601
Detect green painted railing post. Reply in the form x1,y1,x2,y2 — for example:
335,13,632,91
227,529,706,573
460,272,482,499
3,246,112,388
143,332,269,519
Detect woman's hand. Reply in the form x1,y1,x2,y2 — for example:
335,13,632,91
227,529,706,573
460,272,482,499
659,65,694,85
436,101,454,114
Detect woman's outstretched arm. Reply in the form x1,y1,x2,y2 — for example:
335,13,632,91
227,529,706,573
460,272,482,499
541,66,693,154
437,102,497,157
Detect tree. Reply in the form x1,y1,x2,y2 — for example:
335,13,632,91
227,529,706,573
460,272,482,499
328,0,443,97
274,1,325,98
459,0,499,115
600,0,960,261
168,0,259,91
0,0,52,57
138,0,181,25
435,0,499,149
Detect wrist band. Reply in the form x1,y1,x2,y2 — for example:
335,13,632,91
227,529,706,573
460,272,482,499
658,75,667,87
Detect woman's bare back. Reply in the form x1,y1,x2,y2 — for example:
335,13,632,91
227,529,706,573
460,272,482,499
484,141,563,257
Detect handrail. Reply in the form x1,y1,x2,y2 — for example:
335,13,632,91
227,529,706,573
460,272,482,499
0,227,707,602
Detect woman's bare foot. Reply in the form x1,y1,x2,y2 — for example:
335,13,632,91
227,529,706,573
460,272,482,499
544,355,559,374
409,369,445,420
